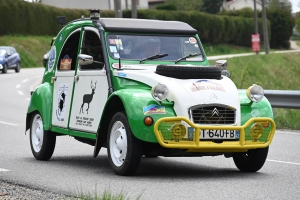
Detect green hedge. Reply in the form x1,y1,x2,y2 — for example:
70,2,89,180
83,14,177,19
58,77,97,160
1,0,272,47
0,0,114,36
123,9,266,46
219,8,295,49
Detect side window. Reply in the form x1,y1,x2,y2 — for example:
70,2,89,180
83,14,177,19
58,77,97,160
80,30,104,70
58,31,80,71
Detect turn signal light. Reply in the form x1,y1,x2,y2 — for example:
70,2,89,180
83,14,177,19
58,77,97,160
144,116,153,126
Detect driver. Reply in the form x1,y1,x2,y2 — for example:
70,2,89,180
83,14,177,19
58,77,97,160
141,37,161,58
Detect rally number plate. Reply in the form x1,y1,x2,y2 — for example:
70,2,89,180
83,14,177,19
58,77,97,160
200,130,239,139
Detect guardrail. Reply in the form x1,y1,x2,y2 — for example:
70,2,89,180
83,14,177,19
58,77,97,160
264,90,300,109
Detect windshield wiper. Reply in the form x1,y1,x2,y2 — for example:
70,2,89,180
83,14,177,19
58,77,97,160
139,53,168,64
174,53,201,64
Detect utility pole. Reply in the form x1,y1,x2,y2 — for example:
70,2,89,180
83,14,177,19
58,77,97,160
253,0,259,54
132,0,137,18
114,0,122,18
261,0,269,54
253,0,258,34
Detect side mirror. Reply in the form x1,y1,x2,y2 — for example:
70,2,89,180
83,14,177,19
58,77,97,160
215,60,227,70
6,53,11,57
57,16,66,26
78,54,93,65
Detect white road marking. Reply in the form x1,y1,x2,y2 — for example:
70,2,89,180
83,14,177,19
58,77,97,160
0,168,10,172
17,91,24,95
0,121,18,126
22,79,28,83
267,159,300,166
16,84,21,88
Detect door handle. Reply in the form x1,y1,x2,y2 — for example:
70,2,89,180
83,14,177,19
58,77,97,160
74,75,79,82
51,76,57,81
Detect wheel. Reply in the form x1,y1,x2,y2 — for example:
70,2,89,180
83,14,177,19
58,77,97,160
30,112,56,160
107,112,142,176
2,63,7,73
233,147,269,172
15,62,20,73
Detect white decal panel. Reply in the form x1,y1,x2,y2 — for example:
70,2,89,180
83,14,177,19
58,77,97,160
69,72,108,133
52,77,74,128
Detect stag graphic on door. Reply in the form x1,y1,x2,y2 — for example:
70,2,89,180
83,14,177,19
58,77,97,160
80,80,97,114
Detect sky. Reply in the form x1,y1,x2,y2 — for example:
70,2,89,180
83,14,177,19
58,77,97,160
291,0,300,12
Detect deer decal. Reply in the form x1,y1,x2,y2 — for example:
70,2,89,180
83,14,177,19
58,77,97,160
80,80,97,114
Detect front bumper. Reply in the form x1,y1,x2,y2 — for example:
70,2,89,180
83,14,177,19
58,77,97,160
154,117,276,153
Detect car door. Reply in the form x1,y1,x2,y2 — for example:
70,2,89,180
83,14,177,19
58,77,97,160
51,29,80,128
68,27,108,133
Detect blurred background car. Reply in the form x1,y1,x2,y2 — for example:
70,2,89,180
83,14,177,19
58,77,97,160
43,37,56,68
0,46,21,73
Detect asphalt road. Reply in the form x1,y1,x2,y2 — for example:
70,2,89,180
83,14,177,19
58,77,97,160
1,68,300,200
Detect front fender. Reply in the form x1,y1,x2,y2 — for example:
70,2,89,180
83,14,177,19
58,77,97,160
112,89,176,142
240,91,274,142
26,82,53,131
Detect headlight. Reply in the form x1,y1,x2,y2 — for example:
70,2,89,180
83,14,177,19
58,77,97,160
151,83,169,102
246,84,264,102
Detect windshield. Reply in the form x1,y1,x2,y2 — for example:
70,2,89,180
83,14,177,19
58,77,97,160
106,35,204,62
0,49,6,55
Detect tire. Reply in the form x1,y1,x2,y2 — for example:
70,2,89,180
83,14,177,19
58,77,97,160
30,112,56,160
15,62,20,73
233,147,269,172
156,65,222,79
107,112,142,176
2,63,7,73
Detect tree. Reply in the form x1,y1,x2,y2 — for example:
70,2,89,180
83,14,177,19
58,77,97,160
268,0,292,13
201,0,223,14
164,0,203,11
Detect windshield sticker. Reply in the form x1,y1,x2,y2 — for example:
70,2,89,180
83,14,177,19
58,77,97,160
143,104,166,115
189,37,197,44
194,44,199,48
109,39,116,44
109,46,117,53
60,55,72,70
184,41,190,43
190,80,226,92
48,46,56,72
114,53,120,58
55,83,69,122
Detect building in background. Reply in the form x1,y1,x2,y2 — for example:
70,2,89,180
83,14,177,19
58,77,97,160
148,0,164,9
221,0,262,11
40,0,149,10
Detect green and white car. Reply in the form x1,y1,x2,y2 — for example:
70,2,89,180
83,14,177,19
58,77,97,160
26,10,276,176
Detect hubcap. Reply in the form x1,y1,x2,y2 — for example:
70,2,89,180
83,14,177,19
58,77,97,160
109,121,128,167
31,114,44,153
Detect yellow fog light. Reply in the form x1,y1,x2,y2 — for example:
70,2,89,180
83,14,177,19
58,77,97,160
250,123,264,142
171,123,186,142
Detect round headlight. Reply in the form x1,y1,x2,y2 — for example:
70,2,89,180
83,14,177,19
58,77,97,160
151,83,169,102
246,84,264,102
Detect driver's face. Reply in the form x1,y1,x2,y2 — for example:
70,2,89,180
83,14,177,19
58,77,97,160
144,44,161,56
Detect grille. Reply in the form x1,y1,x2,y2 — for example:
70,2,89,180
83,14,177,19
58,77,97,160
190,105,235,124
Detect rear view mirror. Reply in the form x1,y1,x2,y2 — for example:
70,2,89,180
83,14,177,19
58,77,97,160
78,54,93,65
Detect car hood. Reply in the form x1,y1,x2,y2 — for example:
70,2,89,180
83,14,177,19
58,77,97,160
113,64,241,125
